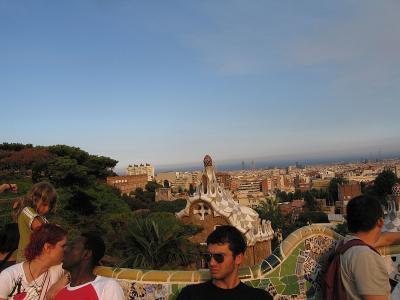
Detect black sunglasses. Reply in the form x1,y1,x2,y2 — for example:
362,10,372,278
204,253,225,264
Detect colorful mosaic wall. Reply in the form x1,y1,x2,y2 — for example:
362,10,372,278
95,224,400,300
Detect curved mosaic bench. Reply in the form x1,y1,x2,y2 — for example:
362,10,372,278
94,224,400,300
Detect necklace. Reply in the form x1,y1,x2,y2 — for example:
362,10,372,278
28,261,48,296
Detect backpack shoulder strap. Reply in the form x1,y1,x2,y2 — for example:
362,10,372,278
336,238,380,256
324,238,380,300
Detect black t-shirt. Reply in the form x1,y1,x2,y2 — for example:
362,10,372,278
176,280,273,300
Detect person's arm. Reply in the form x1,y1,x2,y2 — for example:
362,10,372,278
374,232,400,248
0,183,17,193
31,216,45,231
45,273,70,300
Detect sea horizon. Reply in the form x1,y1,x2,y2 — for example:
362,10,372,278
115,151,400,175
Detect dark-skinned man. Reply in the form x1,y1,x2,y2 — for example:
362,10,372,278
54,232,124,300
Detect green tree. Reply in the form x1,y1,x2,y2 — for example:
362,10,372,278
303,191,318,211
0,143,33,151
309,188,328,199
50,183,134,260
256,198,291,248
122,212,201,269
328,177,348,205
295,211,328,225
369,170,398,205
46,157,90,187
293,189,302,200
275,190,288,202
48,145,90,164
84,155,117,179
145,181,163,193
334,222,349,236
150,199,187,213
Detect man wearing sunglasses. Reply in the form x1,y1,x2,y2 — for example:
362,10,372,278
176,225,273,299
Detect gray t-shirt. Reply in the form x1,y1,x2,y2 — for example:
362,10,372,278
340,235,390,300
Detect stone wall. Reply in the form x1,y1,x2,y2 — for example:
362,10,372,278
106,174,148,195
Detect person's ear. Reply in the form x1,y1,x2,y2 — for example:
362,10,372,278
377,217,384,228
234,253,243,266
43,242,53,254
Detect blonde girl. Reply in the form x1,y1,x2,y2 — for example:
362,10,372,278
12,182,58,262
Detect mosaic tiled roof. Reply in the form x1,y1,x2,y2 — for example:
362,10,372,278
176,155,274,246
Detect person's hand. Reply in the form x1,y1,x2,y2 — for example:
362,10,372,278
45,272,70,300
8,184,17,192
0,183,17,193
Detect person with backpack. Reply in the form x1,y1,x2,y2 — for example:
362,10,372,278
325,194,398,300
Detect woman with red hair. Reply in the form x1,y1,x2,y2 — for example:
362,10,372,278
0,223,67,300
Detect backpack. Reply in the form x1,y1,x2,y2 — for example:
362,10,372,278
324,238,380,300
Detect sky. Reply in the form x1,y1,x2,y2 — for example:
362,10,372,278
1,0,400,170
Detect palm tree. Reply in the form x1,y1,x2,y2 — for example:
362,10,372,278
122,212,201,269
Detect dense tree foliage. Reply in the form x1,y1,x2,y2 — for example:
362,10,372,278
256,193,328,249
328,177,348,204
366,170,398,205
123,181,164,210
295,211,329,224
48,184,135,259
0,147,53,173
0,143,33,151
275,189,327,203
0,143,202,268
334,222,349,236
0,144,117,187
149,199,187,213
121,212,202,269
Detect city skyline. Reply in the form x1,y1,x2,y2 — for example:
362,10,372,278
2,1,400,169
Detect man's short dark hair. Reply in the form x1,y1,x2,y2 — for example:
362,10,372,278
347,194,383,233
81,232,105,266
206,225,246,256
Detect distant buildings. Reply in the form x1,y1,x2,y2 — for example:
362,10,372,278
155,171,201,192
215,172,231,190
336,183,362,215
106,174,148,195
116,157,399,215
155,187,173,202
127,163,154,181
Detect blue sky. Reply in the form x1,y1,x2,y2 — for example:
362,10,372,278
1,0,400,169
